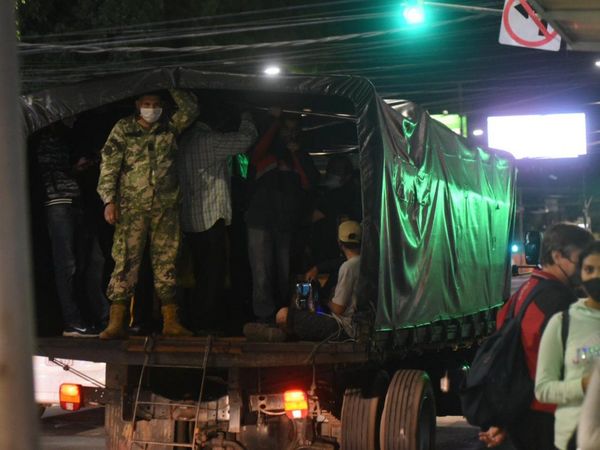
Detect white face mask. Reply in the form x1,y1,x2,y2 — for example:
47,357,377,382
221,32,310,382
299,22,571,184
139,107,163,124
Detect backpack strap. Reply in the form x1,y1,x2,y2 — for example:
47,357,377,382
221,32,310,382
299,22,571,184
507,281,533,319
560,309,571,380
511,281,546,324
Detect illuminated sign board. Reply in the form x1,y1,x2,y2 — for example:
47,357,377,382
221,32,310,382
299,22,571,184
487,113,586,159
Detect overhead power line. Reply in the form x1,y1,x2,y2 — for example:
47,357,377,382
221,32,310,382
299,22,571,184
19,15,482,55
21,11,391,51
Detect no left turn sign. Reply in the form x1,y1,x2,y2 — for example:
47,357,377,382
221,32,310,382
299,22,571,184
499,0,561,51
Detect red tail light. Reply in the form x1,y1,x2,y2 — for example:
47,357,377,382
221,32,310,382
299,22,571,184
283,390,308,419
60,383,82,411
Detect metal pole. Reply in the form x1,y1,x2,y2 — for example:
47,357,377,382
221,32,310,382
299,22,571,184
249,105,358,122
0,3,39,450
518,191,524,242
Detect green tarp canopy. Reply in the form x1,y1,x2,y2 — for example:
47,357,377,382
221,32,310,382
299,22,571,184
371,101,515,331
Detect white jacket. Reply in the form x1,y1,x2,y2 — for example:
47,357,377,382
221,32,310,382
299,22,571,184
578,361,600,450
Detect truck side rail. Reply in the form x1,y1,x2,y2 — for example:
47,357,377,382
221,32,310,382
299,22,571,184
37,336,370,369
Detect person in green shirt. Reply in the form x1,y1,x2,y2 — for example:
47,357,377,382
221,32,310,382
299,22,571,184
97,89,198,339
535,241,600,450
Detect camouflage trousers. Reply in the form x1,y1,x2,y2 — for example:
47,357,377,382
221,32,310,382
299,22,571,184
107,206,180,306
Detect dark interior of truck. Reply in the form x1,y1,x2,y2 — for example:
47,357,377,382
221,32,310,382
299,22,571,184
28,87,363,338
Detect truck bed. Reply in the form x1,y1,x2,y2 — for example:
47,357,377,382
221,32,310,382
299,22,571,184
36,336,370,368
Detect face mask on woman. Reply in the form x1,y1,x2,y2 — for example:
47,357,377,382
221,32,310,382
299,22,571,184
582,278,600,302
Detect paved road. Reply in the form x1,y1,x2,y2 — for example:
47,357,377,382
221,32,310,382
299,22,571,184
437,416,515,450
40,407,104,450
40,408,518,449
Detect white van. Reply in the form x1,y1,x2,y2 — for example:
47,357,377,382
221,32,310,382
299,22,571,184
33,355,105,416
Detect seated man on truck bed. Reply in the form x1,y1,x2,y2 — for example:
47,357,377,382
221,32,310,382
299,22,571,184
244,220,361,342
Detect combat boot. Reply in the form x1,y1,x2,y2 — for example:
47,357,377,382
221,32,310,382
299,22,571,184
161,305,194,337
99,304,128,340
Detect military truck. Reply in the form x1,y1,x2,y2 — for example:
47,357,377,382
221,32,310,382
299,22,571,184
28,68,516,450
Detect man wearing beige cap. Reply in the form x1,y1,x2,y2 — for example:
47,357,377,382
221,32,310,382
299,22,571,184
272,220,362,341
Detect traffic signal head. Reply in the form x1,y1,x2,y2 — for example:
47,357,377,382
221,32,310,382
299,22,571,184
403,0,425,25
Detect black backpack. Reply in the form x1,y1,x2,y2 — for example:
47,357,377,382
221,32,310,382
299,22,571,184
460,284,572,429
460,283,543,428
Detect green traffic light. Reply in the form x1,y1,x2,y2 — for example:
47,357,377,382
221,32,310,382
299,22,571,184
403,4,425,25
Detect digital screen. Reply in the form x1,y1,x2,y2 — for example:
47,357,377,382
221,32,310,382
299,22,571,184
487,113,587,159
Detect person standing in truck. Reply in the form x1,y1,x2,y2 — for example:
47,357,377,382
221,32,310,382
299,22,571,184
97,89,198,339
36,121,99,337
310,154,361,264
177,109,257,333
479,223,593,450
245,107,318,324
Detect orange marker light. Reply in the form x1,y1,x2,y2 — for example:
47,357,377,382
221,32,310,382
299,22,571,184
283,390,308,420
59,383,82,411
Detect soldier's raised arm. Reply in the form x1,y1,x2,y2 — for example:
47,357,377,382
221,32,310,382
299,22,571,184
168,89,199,136
97,120,127,206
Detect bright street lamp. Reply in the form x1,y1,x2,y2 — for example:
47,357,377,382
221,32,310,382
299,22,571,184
264,65,281,76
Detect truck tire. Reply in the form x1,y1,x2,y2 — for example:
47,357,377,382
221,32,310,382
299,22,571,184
340,371,388,450
379,370,435,450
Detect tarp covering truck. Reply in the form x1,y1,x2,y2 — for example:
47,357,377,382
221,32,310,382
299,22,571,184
28,68,516,450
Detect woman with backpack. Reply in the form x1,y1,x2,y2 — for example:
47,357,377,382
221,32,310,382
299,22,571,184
535,240,600,450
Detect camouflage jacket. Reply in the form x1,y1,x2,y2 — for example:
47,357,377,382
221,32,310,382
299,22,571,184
97,89,198,211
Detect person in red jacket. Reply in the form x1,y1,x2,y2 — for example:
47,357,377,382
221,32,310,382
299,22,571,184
480,223,593,450
245,107,318,323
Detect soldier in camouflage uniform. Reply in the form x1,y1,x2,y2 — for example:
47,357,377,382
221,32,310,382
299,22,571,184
97,89,198,339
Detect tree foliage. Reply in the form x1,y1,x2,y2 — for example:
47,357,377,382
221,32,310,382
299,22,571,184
16,0,334,91
17,0,248,38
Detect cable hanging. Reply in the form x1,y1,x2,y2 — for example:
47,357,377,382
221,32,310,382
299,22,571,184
19,15,482,55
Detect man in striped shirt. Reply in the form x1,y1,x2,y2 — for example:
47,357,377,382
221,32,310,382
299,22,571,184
178,110,257,332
